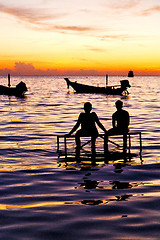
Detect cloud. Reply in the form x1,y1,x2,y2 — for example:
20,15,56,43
54,25,94,32
31,24,95,33
108,1,160,17
0,3,60,24
0,3,95,33
108,0,140,11
0,62,100,76
34,24,95,32
100,34,129,41
88,48,104,52
141,6,160,16
0,61,159,76
0,62,58,75
14,62,36,74
84,45,105,52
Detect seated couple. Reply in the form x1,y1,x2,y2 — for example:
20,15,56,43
66,100,130,158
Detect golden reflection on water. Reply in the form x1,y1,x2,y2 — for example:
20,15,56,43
0,163,58,172
0,195,132,210
0,201,65,210
0,193,156,211
143,180,160,186
0,180,160,210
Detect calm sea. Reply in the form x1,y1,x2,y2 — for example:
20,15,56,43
0,75,160,239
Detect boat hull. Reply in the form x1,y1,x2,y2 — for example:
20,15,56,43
64,78,130,95
0,81,27,97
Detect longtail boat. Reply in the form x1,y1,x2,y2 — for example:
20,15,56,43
64,76,131,95
0,74,27,97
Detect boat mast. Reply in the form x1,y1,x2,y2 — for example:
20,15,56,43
8,74,11,87
106,74,108,87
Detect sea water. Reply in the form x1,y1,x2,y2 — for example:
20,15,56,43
0,75,160,239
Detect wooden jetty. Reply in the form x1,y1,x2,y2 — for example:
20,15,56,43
57,132,142,161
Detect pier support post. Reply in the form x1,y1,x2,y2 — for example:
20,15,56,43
140,132,142,154
57,136,59,152
128,134,131,154
104,134,108,157
64,136,67,158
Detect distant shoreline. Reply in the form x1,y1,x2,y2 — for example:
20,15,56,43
0,74,160,77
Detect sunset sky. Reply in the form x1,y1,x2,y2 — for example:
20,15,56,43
0,0,160,75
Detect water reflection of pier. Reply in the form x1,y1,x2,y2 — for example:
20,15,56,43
65,179,142,206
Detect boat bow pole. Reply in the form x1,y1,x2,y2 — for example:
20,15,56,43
64,78,70,89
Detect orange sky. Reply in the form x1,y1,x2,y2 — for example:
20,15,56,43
0,0,160,75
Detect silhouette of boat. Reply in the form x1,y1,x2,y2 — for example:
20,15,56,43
64,77,131,95
128,71,134,77
0,74,27,97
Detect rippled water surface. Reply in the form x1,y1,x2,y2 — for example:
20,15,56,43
0,75,160,239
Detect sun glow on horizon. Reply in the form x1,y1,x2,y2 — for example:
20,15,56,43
0,0,160,75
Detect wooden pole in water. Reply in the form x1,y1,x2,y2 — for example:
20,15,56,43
64,136,67,158
8,74,11,87
57,136,59,152
106,74,108,87
140,132,142,154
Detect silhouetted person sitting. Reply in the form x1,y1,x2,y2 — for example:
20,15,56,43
108,100,130,152
67,102,107,158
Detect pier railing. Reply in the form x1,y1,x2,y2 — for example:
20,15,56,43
57,131,142,159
